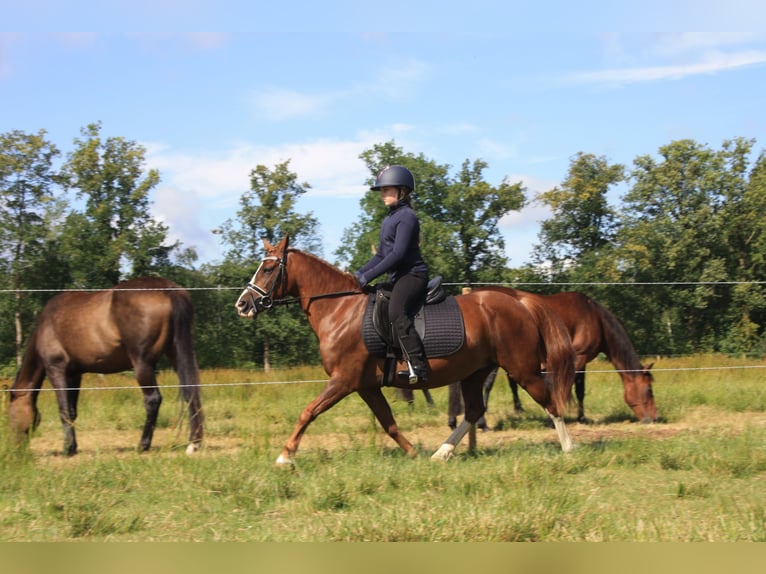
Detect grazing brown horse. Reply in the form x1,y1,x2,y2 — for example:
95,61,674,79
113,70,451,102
448,288,656,428
235,234,575,464
8,277,204,456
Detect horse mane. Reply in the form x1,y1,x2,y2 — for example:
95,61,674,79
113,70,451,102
287,248,359,290
595,301,643,371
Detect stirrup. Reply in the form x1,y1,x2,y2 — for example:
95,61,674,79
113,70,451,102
397,362,428,385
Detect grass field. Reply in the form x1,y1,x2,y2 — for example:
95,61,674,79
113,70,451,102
1,355,765,541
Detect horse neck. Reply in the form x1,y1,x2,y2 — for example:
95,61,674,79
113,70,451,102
12,330,45,391
287,250,360,308
598,306,643,377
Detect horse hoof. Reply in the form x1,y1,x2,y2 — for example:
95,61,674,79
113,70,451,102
185,443,200,455
430,443,455,462
275,453,295,467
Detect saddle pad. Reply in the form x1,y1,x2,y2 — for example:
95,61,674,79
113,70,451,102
362,294,465,358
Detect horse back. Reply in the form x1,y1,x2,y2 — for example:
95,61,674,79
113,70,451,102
29,278,183,372
456,290,543,359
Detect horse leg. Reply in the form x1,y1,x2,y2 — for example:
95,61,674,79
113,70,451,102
185,391,204,454
432,419,473,461
432,371,489,461
357,386,416,457
447,381,462,429
575,370,587,423
421,388,435,406
477,367,498,430
507,367,573,453
135,363,162,452
507,374,524,413
48,369,79,456
395,387,415,408
277,381,356,465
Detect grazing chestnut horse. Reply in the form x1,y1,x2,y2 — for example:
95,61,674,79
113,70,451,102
235,234,575,464
448,288,656,428
8,277,204,456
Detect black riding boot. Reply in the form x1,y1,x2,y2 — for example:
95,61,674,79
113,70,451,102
393,315,428,384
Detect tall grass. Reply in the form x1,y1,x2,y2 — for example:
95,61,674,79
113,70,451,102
1,355,765,541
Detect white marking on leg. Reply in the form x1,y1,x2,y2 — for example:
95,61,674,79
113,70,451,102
275,453,295,466
547,410,574,452
431,443,455,461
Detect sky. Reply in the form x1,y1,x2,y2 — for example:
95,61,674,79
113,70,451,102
3,4,766,268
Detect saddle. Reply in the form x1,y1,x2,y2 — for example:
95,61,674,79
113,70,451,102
361,276,465,385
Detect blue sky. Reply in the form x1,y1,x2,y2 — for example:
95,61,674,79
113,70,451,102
3,7,766,267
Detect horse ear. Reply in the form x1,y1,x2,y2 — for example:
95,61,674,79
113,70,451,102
644,362,654,371
283,232,290,251
262,238,273,251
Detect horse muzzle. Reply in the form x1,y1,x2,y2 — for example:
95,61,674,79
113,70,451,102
235,290,273,318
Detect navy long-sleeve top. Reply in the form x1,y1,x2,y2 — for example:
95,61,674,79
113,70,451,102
357,200,428,284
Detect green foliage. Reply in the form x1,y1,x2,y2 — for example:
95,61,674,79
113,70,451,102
59,122,177,287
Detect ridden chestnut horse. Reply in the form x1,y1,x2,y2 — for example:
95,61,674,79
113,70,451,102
235,234,575,464
448,287,656,429
8,277,204,456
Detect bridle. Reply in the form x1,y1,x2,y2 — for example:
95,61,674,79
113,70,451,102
243,248,289,312
241,247,363,313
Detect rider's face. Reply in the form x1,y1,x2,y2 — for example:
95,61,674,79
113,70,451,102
379,186,399,207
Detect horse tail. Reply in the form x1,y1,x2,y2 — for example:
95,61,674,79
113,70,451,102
168,288,204,443
516,295,574,415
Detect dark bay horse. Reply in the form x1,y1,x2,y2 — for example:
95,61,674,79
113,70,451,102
448,288,656,429
235,234,575,464
8,277,204,456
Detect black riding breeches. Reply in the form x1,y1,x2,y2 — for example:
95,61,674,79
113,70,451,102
388,273,427,324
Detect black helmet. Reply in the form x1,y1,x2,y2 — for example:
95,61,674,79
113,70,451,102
371,165,415,192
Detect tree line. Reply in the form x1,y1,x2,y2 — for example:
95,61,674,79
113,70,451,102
2,124,765,374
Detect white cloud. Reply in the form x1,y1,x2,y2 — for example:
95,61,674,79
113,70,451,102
147,137,377,201
567,33,766,87
570,49,766,86
250,88,334,121
249,59,428,121
651,32,765,56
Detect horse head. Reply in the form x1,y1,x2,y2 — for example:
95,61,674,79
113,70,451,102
7,389,42,443
623,362,657,423
235,234,290,318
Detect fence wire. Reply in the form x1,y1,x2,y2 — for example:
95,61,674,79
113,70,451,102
2,364,765,394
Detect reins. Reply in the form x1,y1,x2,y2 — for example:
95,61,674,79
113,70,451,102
254,289,364,308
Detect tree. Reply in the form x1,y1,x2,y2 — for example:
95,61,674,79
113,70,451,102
215,160,322,369
0,129,62,365
717,139,766,354
445,159,525,284
534,152,624,270
616,139,746,353
60,122,177,287
216,160,320,261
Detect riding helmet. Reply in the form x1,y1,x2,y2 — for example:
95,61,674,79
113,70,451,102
371,165,415,192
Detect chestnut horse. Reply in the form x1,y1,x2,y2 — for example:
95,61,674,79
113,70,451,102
8,277,204,456
235,235,575,464
448,288,656,429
